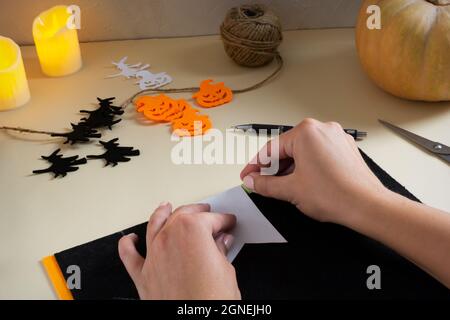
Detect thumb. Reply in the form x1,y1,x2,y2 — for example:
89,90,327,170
243,172,293,202
118,233,145,285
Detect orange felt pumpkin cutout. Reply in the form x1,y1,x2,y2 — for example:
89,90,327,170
164,99,198,122
135,94,179,122
172,114,212,136
134,94,213,136
135,95,156,111
193,79,233,108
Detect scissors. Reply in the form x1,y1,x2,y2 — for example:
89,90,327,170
379,119,450,164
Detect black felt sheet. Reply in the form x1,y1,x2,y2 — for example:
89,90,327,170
53,150,450,300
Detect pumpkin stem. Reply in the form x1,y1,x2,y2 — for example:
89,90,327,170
427,0,450,5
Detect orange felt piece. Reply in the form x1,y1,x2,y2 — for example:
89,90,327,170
164,99,198,122
172,113,212,136
136,94,176,122
134,95,157,111
41,255,74,300
135,95,199,123
193,79,233,108
135,94,213,136
135,95,169,116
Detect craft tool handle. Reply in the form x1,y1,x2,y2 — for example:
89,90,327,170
249,124,294,133
239,124,367,140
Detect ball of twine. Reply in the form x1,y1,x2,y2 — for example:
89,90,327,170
220,4,283,67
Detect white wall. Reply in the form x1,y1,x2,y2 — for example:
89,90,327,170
0,0,363,45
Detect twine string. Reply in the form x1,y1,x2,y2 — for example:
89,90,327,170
122,53,283,108
0,126,60,136
0,54,283,137
220,4,282,67
0,4,283,137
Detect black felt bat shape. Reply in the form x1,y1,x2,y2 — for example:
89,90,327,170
87,138,140,167
79,97,124,130
33,149,87,178
51,123,101,145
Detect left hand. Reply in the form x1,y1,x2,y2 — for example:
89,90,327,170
118,202,241,300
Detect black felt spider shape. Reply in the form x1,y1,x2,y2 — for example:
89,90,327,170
33,149,87,178
50,123,102,145
87,138,140,167
79,97,124,130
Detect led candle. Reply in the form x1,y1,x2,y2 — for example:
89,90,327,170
32,5,82,77
0,36,31,111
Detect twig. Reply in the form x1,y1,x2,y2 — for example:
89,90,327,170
0,126,60,136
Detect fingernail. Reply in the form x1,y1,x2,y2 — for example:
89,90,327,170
223,234,234,250
216,233,225,242
159,201,169,207
243,175,254,190
127,233,137,240
197,203,210,207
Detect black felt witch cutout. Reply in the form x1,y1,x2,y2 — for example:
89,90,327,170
1,97,140,178
51,123,102,145
33,149,87,178
87,138,140,167
79,97,124,129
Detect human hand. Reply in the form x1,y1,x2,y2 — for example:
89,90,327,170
240,118,389,226
118,203,241,300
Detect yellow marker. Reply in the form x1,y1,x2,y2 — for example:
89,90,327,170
0,36,30,110
41,255,74,300
32,5,82,77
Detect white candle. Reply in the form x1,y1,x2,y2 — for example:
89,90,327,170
0,36,31,111
32,5,82,77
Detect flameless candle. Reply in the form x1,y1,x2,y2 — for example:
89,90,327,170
32,5,82,77
0,36,31,111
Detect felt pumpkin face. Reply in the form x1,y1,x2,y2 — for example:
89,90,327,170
135,94,213,136
164,99,198,122
193,79,233,107
135,94,178,122
172,114,212,136
135,95,199,123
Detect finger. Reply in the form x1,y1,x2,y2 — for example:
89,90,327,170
174,203,211,215
147,202,172,246
215,233,234,256
278,161,295,176
277,158,295,175
201,213,237,237
243,172,294,202
118,233,145,285
240,132,295,180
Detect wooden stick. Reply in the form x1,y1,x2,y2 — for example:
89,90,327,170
0,126,60,136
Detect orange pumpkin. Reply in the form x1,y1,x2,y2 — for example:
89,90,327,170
172,114,212,136
193,79,233,107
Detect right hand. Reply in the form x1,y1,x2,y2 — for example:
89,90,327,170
240,118,389,226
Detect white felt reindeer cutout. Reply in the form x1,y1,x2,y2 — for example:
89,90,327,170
135,70,173,90
107,57,150,79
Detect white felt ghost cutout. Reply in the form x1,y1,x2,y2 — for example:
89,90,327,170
135,70,173,90
107,56,150,79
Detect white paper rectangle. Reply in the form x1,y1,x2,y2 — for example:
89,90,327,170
201,186,287,262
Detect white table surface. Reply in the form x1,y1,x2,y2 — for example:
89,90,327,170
0,28,449,299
